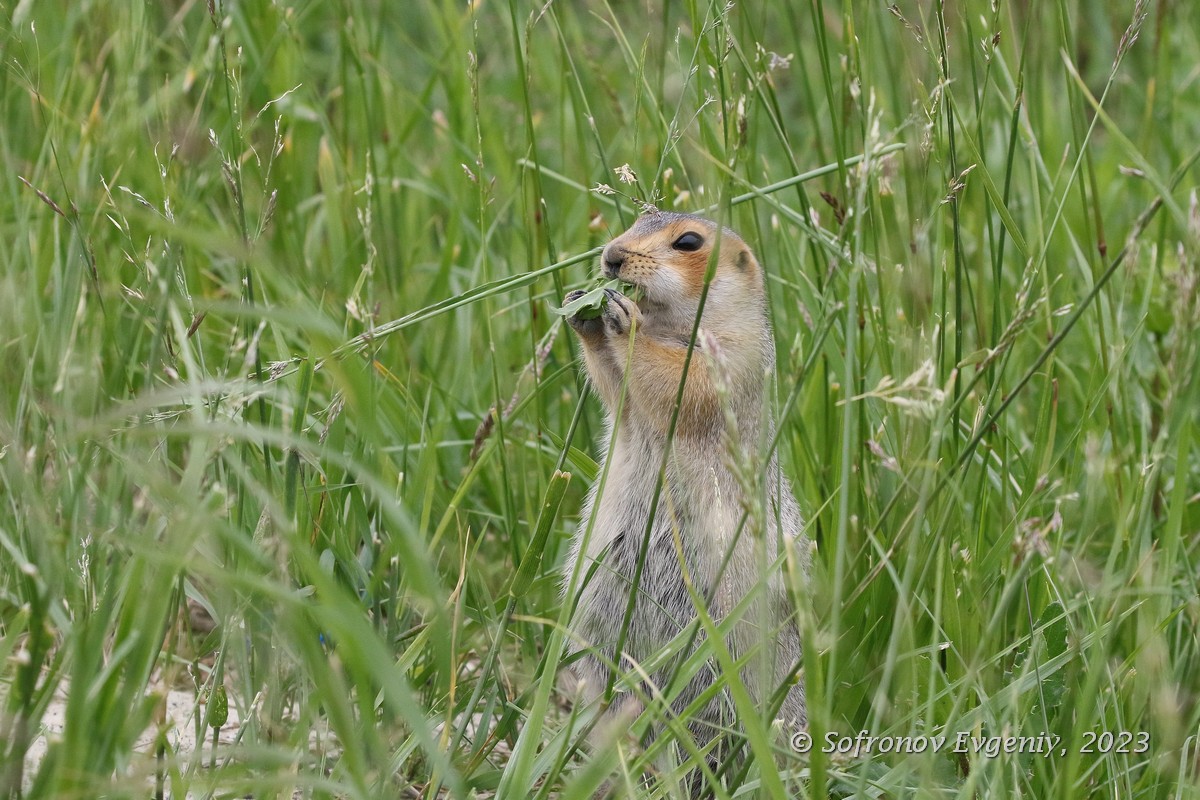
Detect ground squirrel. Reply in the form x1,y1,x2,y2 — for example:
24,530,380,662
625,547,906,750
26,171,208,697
561,211,809,778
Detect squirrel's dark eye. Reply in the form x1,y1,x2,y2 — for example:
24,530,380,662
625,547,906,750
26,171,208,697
672,231,704,252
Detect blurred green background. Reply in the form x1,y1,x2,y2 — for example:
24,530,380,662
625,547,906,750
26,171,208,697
1,0,1197,797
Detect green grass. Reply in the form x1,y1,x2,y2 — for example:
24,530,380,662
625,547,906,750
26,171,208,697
1,0,1198,797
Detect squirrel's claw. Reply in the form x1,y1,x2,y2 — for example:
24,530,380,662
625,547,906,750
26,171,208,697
601,288,640,336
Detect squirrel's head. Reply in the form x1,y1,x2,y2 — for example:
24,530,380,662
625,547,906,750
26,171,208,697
600,212,764,315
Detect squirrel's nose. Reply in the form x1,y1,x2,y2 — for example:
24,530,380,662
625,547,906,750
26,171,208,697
602,246,626,278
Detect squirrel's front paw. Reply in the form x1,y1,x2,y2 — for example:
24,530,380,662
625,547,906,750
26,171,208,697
565,290,606,337
601,288,641,336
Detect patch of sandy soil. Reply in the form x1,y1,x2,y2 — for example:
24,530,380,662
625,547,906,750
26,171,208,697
15,684,245,794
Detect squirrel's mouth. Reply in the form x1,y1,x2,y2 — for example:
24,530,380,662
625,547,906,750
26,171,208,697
617,279,647,309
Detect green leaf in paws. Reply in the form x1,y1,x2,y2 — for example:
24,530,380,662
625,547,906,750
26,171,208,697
551,281,616,319
553,286,608,319
551,280,643,319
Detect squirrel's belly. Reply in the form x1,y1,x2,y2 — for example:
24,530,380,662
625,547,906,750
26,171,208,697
575,441,740,600
580,434,733,561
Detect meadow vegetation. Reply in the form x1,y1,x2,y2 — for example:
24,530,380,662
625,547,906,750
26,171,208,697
1,0,1198,797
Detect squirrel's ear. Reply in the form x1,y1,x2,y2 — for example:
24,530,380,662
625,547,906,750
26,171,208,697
737,250,753,271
